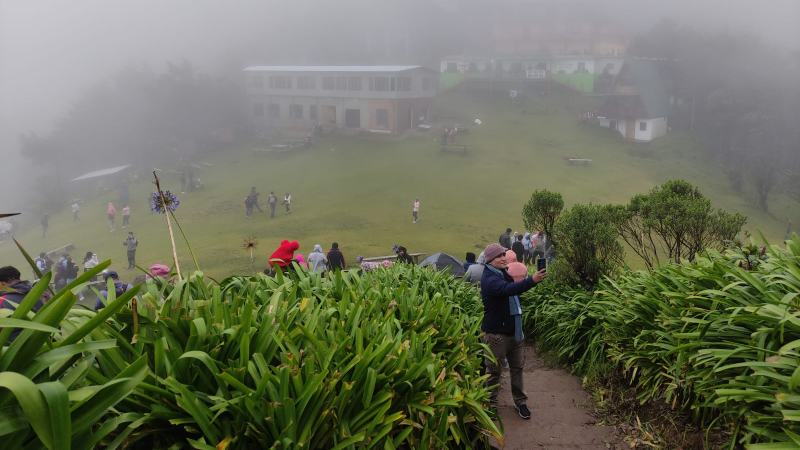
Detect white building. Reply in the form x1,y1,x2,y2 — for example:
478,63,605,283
597,60,670,142
244,65,438,134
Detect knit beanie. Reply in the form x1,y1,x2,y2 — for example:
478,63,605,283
269,240,300,268
483,243,506,263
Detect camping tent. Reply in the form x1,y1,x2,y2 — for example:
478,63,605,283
419,252,466,277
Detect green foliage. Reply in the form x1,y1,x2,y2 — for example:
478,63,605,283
614,179,747,269
0,263,147,450
1,264,498,449
551,203,624,289
522,235,800,448
114,265,497,449
521,189,564,237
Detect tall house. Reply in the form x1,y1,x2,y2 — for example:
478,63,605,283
244,65,438,134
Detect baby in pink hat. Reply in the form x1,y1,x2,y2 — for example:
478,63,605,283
505,250,528,282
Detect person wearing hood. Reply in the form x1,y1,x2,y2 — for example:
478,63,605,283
480,243,547,420
307,244,328,273
293,253,308,269
327,242,346,271
0,266,49,312
268,240,300,271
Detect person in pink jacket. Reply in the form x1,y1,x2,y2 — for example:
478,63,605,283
106,202,117,232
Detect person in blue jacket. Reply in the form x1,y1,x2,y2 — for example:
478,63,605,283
480,243,547,420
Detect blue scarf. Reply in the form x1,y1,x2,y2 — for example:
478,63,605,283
485,265,525,342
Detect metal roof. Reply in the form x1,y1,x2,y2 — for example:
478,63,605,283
243,65,425,73
71,164,131,182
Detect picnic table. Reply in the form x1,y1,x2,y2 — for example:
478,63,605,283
567,158,592,166
440,144,469,155
361,252,426,264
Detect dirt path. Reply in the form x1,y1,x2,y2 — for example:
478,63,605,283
492,345,623,449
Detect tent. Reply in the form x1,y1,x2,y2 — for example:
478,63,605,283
419,252,466,277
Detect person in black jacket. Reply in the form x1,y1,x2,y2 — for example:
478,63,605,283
511,234,525,263
480,243,546,420
326,242,346,270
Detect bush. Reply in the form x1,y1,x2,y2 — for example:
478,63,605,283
551,203,624,289
522,236,800,448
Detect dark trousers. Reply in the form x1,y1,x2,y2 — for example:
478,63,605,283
269,204,276,218
483,333,527,406
127,250,136,269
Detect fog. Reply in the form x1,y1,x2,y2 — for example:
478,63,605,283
1,0,799,212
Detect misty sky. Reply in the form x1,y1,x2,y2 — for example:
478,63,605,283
1,0,798,208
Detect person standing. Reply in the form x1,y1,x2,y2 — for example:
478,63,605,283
72,202,80,222
283,192,292,214
250,188,263,213
267,192,278,218
123,232,138,270
412,198,420,224
395,246,414,264
480,243,547,420
307,244,328,273
326,242,345,271
121,205,131,228
41,214,49,238
83,251,99,272
498,228,512,250
107,202,117,232
35,252,51,274
512,234,525,263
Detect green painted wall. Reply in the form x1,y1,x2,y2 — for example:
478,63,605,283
551,73,596,93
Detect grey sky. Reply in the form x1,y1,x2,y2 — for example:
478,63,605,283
1,0,798,208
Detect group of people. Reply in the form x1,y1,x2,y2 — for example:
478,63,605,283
106,202,132,232
265,240,346,275
245,188,291,218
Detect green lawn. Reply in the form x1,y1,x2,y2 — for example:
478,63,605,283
2,88,797,280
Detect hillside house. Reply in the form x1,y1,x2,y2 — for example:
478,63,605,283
244,66,437,134
597,59,670,142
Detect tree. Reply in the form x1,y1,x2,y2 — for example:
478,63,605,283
521,190,564,237
614,180,746,269
551,203,624,290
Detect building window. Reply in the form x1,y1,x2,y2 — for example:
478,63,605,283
322,77,335,90
309,105,318,121
348,77,362,91
269,76,292,89
250,74,264,88
289,104,303,119
397,77,411,91
375,108,389,128
335,76,348,90
639,121,648,131
253,102,264,117
345,109,361,128
297,76,316,89
268,103,280,118
369,76,390,91
446,62,457,73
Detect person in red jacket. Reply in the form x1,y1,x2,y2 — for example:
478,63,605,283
268,240,300,273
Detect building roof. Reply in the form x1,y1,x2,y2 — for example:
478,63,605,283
243,65,426,73
599,59,670,120
71,164,130,182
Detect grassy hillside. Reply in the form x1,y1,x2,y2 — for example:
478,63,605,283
2,88,796,279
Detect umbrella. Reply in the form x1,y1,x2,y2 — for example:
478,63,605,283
419,252,466,277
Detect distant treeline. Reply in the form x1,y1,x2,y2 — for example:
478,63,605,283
631,20,800,211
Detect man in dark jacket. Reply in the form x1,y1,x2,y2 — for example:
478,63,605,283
511,234,525,263
327,242,346,270
498,228,512,249
480,243,547,420
0,266,48,312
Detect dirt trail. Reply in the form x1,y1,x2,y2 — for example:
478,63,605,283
492,345,623,449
